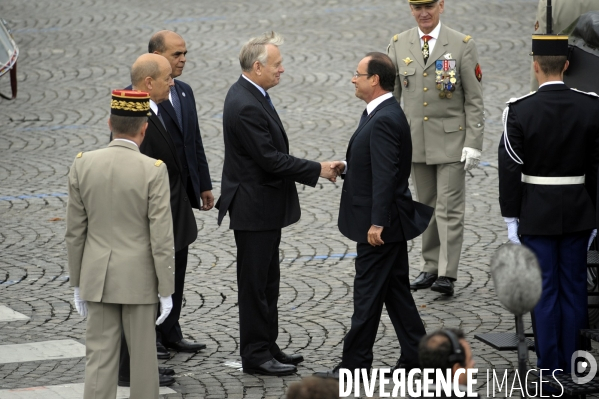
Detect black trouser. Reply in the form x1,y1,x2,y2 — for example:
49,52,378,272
341,241,426,369
119,246,188,378
156,246,188,344
234,229,282,367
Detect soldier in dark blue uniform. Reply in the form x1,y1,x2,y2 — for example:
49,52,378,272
498,34,599,373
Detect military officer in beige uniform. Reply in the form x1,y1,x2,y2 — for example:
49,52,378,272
66,90,175,399
387,0,484,296
530,0,599,91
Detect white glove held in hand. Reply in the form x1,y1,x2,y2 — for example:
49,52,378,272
73,287,88,317
156,295,173,326
461,147,481,171
588,229,597,250
504,217,521,245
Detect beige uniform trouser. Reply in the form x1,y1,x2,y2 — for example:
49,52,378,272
411,162,466,280
84,302,159,399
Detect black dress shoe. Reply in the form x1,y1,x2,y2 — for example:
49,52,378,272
159,367,175,376
156,341,170,359
392,361,419,373
410,272,438,290
313,365,341,379
274,351,304,365
243,358,297,376
430,276,455,296
118,373,175,387
164,338,206,353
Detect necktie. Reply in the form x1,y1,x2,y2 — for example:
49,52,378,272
156,109,166,129
422,35,433,64
170,86,183,129
264,92,275,111
359,109,368,126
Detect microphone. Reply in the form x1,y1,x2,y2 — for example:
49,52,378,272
490,244,542,316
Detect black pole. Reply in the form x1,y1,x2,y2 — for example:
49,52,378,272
516,315,529,399
547,0,553,34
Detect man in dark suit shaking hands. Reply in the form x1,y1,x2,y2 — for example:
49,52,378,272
217,31,338,376
315,53,433,378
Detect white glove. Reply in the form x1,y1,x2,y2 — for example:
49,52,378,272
588,229,597,250
461,147,481,171
156,295,173,326
73,287,88,317
504,217,521,245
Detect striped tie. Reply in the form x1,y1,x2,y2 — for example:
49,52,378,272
170,86,183,129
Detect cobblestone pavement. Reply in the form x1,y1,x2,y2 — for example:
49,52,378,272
1,0,593,398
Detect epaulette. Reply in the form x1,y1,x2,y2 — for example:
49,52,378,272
154,160,164,167
463,35,472,43
571,88,599,98
393,34,398,42
76,152,83,158
506,91,536,104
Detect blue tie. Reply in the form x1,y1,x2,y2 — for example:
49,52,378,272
156,108,166,129
359,109,368,126
170,86,183,129
264,92,275,111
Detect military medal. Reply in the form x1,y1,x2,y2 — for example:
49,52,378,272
403,78,409,88
450,77,456,84
446,92,453,99
439,91,446,99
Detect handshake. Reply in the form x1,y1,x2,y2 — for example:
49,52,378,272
319,161,345,183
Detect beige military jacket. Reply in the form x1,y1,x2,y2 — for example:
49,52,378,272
531,0,599,91
388,24,484,165
66,140,175,304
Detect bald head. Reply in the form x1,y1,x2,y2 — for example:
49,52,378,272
131,53,173,104
149,30,187,78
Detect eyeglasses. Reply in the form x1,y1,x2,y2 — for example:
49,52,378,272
353,72,371,78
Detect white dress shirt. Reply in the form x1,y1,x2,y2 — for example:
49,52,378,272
418,22,442,56
538,80,564,89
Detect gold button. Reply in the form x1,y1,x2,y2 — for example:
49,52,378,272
459,126,463,130
424,117,429,121
424,102,428,106
404,71,408,75
423,72,428,77
423,87,428,92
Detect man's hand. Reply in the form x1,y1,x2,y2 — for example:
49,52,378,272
368,225,384,246
504,217,521,245
73,287,88,317
320,162,339,182
330,161,346,176
156,295,173,325
200,190,214,211
461,147,481,171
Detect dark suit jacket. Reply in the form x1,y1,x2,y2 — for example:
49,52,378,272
140,110,197,251
216,76,321,231
498,84,599,235
158,80,212,209
338,97,433,244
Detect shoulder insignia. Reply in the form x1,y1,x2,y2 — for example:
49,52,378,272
393,34,398,42
76,152,83,158
463,35,472,43
154,160,164,167
571,88,599,98
506,91,536,105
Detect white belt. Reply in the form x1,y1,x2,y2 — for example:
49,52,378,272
521,173,585,185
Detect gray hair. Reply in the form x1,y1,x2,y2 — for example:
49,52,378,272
239,31,284,72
